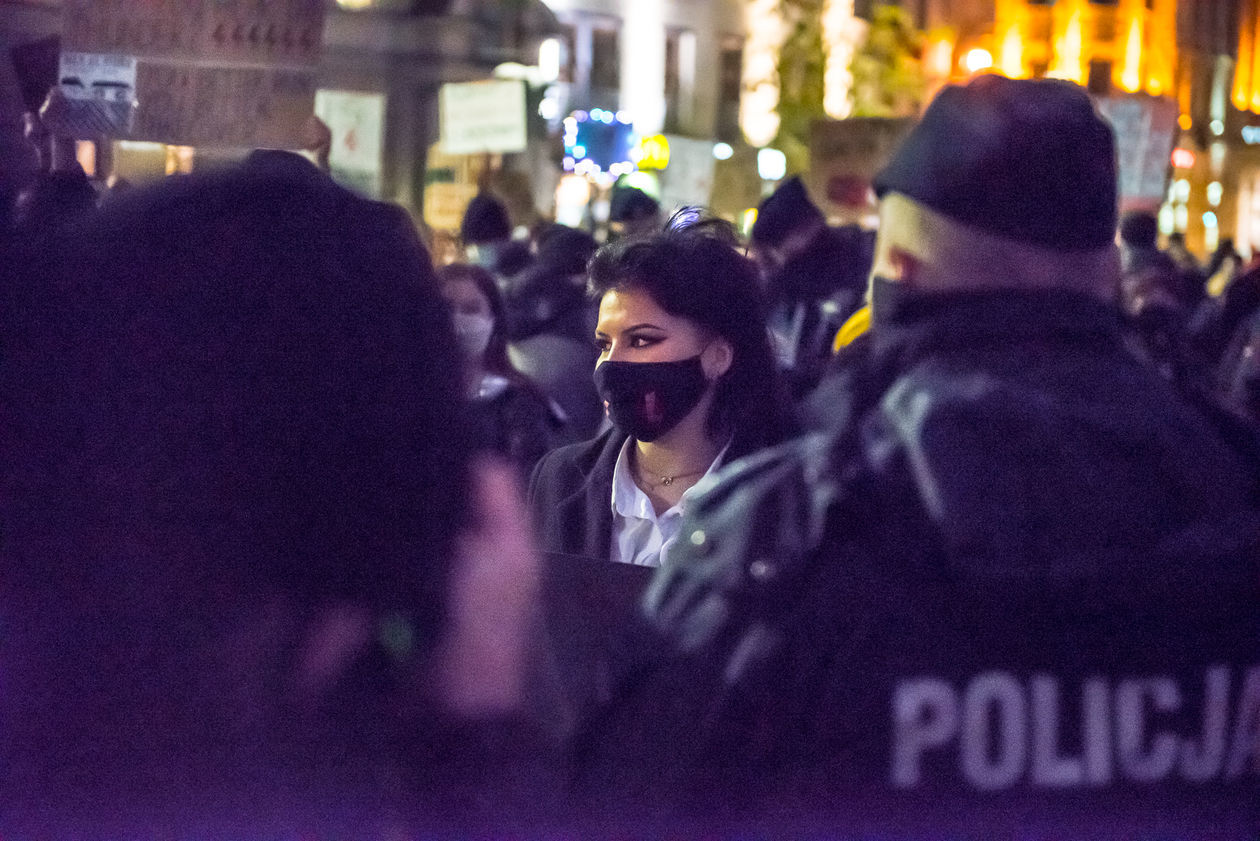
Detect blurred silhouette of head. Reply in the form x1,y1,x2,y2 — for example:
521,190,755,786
608,185,661,240
461,192,512,246
3,151,475,815
1119,211,1159,250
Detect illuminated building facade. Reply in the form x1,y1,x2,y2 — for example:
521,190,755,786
536,0,752,226
1210,0,1260,257
539,0,745,143
896,0,1260,257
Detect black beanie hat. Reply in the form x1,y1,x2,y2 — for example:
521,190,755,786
1118,210,1159,249
609,186,661,224
751,176,825,248
873,75,1117,252
461,192,511,244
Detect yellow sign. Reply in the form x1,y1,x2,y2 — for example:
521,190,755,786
637,134,671,170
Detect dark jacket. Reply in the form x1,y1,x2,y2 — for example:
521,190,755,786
528,426,625,562
528,423,784,563
467,374,562,482
767,224,872,398
574,288,1260,830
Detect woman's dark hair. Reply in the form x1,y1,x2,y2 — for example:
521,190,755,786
586,210,791,445
6,150,471,644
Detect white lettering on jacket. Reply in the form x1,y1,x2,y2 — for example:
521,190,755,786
890,666,1260,790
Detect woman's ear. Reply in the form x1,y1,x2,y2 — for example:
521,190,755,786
702,338,734,381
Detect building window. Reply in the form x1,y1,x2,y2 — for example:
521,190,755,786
717,35,743,142
590,25,620,93
664,28,694,134
665,29,680,132
1094,15,1116,42
558,23,576,84
1088,59,1113,95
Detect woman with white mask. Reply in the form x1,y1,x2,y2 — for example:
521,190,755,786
439,263,565,482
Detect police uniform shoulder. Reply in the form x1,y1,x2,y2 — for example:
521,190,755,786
689,433,831,514
643,434,837,646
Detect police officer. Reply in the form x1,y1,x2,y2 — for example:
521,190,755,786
572,76,1260,834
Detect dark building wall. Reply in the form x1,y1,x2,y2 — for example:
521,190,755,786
1179,0,1242,56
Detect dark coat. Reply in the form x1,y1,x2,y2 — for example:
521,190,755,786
467,376,562,482
573,288,1260,830
528,422,783,563
767,224,872,398
528,425,625,562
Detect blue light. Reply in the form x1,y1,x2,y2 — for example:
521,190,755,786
566,116,636,172
590,108,604,121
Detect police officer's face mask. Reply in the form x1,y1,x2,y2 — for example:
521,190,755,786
593,356,709,443
868,273,918,321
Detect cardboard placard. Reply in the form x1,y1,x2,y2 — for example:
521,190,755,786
439,79,527,156
658,135,717,216
63,0,323,68
1097,94,1178,212
58,0,324,148
808,117,915,223
315,89,386,198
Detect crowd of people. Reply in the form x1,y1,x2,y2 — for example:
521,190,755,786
2,73,1258,838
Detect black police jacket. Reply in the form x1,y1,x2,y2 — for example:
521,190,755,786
574,287,1260,835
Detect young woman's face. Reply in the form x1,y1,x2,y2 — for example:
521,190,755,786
441,278,492,320
594,286,710,366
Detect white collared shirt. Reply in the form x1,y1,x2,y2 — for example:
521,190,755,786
608,437,731,568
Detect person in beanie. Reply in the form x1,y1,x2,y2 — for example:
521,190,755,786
1116,209,1204,385
570,76,1260,833
749,175,872,398
607,184,662,241
460,190,525,280
505,224,606,443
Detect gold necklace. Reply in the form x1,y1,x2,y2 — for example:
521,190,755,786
635,456,708,488
651,469,706,488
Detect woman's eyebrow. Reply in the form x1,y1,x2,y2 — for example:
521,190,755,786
624,322,665,332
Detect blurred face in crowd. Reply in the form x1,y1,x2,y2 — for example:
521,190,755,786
441,277,496,362
442,277,491,320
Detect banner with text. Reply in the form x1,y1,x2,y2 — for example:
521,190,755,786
58,0,324,148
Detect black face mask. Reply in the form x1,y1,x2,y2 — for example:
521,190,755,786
593,356,708,443
869,274,909,321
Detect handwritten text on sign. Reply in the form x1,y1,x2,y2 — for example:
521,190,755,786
63,0,324,68
60,0,324,147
